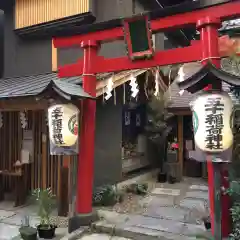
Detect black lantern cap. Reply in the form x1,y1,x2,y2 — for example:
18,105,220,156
177,62,240,93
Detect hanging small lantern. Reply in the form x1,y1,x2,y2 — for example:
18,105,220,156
178,65,185,96
105,76,114,101
19,111,27,129
0,112,3,128
191,91,233,154
48,104,79,155
129,75,139,98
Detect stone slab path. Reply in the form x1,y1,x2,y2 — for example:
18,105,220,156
93,179,211,239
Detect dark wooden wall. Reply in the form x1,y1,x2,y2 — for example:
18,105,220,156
0,110,70,197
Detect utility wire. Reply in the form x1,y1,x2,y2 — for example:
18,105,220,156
154,0,196,41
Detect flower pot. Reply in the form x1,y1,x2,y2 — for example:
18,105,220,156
167,175,177,184
157,172,167,183
185,159,202,178
19,226,37,240
37,225,56,239
202,216,211,230
167,151,178,163
203,220,211,230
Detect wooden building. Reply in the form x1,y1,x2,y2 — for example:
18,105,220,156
166,58,240,179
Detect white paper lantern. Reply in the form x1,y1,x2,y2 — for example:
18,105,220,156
191,91,233,153
48,104,79,147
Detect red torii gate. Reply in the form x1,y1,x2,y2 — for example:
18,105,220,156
53,1,240,236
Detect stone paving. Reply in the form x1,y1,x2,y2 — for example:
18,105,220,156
0,202,67,239
0,178,211,239
79,233,131,240
92,178,211,239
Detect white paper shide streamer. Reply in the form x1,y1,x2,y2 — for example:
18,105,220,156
105,76,114,101
154,70,160,97
129,74,139,98
178,66,185,96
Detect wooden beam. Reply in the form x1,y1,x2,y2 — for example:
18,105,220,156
15,0,90,29
168,108,192,116
58,166,69,216
177,115,184,179
0,98,49,111
41,113,47,189
52,40,58,72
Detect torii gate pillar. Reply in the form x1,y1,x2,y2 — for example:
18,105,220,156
68,40,99,232
197,17,231,237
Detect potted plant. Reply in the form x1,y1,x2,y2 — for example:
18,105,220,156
18,216,37,240
19,226,37,240
166,139,178,183
32,188,56,239
202,215,211,230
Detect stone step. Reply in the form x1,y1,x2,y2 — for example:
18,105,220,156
92,220,210,240
139,195,176,208
94,210,209,240
79,233,132,240
185,191,209,201
189,185,209,192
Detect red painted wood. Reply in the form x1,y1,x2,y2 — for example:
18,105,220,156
58,45,202,77
151,2,240,32
53,27,124,48
123,16,154,59
53,2,240,48
76,40,98,214
221,168,231,237
198,17,231,237
199,18,220,237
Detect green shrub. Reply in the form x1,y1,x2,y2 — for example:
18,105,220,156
92,185,123,207
126,183,148,195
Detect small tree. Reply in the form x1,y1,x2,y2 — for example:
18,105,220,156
145,68,175,171
145,92,173,146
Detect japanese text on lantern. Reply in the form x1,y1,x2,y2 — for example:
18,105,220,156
51,106,65,145
205,97,224,150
